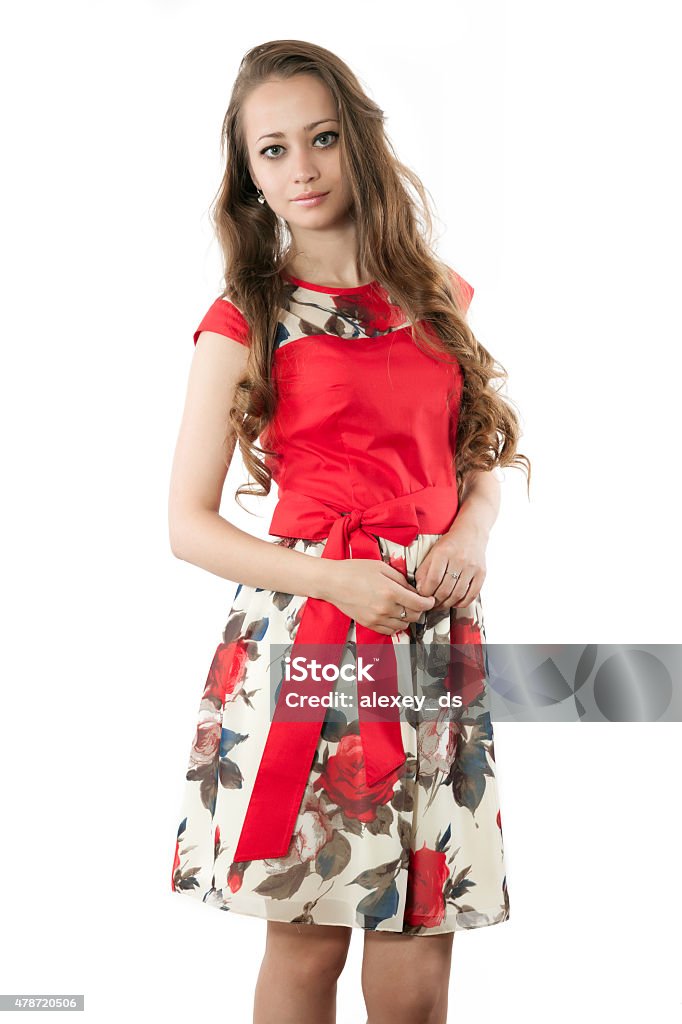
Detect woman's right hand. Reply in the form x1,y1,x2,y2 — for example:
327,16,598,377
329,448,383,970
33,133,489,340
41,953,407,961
321,558,436,636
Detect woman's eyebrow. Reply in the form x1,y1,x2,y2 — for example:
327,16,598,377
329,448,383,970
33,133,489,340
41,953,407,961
256,118,339,143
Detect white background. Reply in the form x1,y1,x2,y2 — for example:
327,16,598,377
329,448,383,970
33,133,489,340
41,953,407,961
1,0,680,1021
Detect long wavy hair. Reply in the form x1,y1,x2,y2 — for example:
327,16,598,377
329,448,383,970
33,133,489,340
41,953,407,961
206,39,531,511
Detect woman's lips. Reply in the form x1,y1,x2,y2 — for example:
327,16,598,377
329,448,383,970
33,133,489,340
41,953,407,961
291,192,330,207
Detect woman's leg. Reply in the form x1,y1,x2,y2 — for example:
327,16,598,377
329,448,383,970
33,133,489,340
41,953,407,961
361,930,455,1024
253,921,352,1024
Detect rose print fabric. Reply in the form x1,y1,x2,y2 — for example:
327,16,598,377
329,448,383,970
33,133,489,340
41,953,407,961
171,533,510,934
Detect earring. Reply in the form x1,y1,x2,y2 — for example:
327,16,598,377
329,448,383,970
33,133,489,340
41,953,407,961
256,188,266,205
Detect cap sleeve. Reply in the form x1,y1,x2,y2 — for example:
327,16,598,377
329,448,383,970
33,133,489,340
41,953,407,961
447,267,475,315
193,296,250,347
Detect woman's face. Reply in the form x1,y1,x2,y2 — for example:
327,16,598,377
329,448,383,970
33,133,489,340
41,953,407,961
242,74,354,231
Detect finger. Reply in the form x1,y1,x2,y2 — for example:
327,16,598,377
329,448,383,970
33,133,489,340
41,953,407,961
432,574,457,605
399,597,423,622
435,566,478,607
385,615,411,634
444,573,475,608
382,599,419,632
374,616,410,635
384,601,420,627
455,586,479,608
432,564,464,604
416,558,449,599
452,573,482,608
388,582,435,613
380,564,422,592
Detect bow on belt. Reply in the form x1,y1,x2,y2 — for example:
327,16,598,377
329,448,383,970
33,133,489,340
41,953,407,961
231,485,458,862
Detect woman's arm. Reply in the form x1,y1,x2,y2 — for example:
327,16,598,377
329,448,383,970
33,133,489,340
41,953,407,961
451,468,502,540
168,330,329,601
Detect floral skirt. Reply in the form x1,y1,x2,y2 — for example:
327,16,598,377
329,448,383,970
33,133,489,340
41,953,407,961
170,533,510,934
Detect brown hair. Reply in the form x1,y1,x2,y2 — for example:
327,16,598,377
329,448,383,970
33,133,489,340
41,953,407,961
207,39,531,510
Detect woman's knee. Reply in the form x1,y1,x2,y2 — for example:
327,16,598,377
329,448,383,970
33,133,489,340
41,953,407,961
363,969,447,1019
369,985,445,1023
361,934,452,1021
265,922,351,985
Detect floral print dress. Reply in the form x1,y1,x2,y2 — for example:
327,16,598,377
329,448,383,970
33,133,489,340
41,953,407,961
170,269,511,934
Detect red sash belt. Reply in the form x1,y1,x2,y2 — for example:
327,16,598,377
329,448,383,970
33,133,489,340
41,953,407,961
231,485,458,862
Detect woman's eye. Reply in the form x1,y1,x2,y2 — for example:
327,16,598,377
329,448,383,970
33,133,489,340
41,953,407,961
260,131,339,159
314,131,339,147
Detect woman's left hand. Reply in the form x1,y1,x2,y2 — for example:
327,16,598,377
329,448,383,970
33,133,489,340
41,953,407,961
414,519,488,609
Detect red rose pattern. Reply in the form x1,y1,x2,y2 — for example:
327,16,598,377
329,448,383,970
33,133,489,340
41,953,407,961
202,641,249,706
404,843,451,927
312,733,406,821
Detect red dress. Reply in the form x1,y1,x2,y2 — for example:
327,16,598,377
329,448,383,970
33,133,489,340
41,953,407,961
171,269,510,934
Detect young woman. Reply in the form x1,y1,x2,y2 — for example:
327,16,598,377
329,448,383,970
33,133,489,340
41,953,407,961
169,39,530,1024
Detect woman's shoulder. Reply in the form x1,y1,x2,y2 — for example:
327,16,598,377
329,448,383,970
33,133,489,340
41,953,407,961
193,292,250,347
